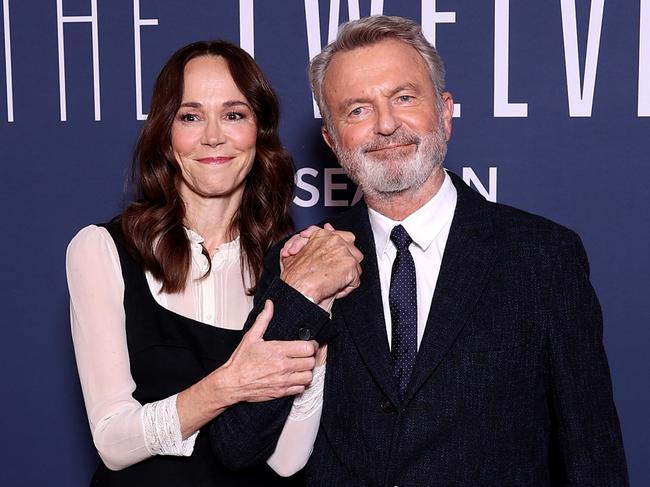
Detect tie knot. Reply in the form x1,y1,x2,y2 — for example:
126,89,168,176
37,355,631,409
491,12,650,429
390,225,412,251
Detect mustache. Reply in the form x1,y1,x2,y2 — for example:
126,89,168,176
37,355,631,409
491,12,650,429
361,132,421,153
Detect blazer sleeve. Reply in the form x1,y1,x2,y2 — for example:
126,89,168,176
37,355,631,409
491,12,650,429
209,243,332,469
546,230,629,486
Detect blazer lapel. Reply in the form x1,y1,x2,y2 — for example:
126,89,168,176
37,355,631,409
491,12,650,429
333,203,402,405
403,172,497,404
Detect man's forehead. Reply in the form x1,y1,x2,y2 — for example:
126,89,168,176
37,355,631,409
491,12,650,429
328,38,424,69
322,39,433,104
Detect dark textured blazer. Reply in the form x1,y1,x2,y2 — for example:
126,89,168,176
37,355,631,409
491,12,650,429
211,172,628,486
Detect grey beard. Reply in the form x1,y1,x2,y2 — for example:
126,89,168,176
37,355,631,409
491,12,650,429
332,121,447,200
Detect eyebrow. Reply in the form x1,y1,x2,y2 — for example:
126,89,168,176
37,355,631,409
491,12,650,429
178,100,252,109
338,96,372,112
338,83,421,111
390,83,420,96
223,100,252,110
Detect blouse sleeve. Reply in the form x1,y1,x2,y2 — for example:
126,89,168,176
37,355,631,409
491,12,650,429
66,225,197,471
265,363,325,476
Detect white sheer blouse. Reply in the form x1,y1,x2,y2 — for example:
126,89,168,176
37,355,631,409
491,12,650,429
66,225,324,475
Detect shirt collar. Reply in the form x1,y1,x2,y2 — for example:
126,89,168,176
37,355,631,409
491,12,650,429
184,227,240,257
368,169,457,255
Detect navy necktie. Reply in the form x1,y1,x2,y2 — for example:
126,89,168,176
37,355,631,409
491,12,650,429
389,225,417,399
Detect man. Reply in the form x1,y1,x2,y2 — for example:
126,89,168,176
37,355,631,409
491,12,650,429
213,15,628,486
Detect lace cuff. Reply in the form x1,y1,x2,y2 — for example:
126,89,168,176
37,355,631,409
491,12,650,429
289,363,326,421
142,394,198,456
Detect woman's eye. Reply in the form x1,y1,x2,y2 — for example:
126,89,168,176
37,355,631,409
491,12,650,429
226,111,244,120
180,113,199,122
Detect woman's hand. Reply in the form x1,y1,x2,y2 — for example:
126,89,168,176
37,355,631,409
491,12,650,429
218,300,318,404
177,300,318,438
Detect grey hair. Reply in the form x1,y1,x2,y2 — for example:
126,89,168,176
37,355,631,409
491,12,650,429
308,15,446,125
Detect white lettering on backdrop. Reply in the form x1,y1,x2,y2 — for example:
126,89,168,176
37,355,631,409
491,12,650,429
1,1,648,121
294,167,497,207
560,0,605,117
639,0,650,116
2,0,13,122
493,0,527,117
133,0,158,121
56,0,101,121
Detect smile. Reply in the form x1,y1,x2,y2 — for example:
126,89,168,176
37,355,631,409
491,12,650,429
195,156,235,165
365,143,415,154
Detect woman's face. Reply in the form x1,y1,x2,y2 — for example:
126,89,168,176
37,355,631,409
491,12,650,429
171,55,257,206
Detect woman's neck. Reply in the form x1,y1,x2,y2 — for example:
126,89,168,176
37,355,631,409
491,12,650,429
182,191,243,255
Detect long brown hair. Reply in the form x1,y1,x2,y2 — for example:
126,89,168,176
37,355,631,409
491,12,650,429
121,41,294,294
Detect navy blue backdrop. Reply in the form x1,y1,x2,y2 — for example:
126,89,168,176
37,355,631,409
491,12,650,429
1,1,648,485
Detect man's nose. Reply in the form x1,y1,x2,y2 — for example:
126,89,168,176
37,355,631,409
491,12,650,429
375,103,401,136
201,119,225,147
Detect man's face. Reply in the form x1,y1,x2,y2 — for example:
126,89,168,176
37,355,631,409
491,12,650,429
321,39,453,199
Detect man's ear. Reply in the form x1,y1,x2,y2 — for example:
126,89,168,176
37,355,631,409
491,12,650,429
321,125,335,151
440,91,454,141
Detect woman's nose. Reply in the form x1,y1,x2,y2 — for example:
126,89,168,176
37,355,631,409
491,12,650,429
201,119,225,147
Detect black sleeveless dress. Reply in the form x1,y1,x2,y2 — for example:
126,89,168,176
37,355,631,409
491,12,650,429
90,222,303,486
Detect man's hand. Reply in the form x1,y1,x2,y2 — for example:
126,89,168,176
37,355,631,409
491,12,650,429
280,224,363,305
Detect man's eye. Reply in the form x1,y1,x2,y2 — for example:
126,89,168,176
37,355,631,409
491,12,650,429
397,95,413,103
349,107,364,117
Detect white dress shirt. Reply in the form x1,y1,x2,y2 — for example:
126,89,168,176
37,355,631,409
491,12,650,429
368,170,458,349
66,225,323,474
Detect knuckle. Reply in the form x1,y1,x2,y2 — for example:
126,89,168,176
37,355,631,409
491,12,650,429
330,233,344,245
293,342,308,357
304,341,316,355
280,358,292,374
281,342,298,357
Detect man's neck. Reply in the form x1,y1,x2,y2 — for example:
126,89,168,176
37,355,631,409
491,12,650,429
365,168,445,221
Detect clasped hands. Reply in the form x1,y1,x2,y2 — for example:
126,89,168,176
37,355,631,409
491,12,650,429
280,223,363,309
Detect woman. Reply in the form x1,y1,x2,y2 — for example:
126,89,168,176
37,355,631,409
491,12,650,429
66,41,326,486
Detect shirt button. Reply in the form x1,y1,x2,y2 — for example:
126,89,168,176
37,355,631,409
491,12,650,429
380,398,396,413
297,327,312,340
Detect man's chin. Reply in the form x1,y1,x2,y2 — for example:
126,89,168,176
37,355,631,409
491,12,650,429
362,162,443,198
361,173,424,197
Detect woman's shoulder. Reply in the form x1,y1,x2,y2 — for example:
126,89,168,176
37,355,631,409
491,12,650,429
66,224,118,266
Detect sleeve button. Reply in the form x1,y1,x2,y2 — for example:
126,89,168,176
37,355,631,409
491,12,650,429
298,327,312,340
